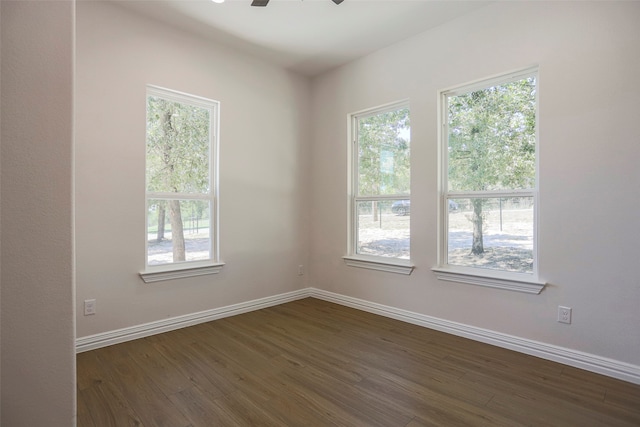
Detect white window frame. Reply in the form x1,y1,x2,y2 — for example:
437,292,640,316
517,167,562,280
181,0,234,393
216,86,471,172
140,85,223,283
433,67,545,294
344,100,414,275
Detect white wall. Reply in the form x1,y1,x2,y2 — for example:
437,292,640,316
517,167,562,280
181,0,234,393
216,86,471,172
309,1,640,367
1,1,76,425
75,2,311,338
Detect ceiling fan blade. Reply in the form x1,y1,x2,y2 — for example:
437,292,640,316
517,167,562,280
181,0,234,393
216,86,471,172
332,0,344,4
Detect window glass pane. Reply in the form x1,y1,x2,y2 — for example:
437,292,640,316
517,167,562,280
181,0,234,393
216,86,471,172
357,108,410,196
356,199,410,259
447,197,533,274
146,96,210,194
147,199,211,265
447,77,536,192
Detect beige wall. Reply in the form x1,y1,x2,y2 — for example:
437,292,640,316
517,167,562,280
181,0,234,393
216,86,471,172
1,1,76,425
75,1,311,338
309,1,640,367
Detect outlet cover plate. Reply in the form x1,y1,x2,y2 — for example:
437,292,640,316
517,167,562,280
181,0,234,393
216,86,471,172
84,299,96,316
558,306,572,324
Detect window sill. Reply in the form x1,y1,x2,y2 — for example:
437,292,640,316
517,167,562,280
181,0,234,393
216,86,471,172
140,263,225,283
432,267,545,294
343,256,414,275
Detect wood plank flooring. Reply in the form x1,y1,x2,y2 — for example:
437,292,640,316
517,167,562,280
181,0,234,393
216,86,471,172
77,298,640,426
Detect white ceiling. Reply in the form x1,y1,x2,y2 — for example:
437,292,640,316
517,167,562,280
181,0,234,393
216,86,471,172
115,0,491,76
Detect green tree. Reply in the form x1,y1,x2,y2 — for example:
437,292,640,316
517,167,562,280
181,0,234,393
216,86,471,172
358,108,410,219
146,96,210,262
448,77,536,255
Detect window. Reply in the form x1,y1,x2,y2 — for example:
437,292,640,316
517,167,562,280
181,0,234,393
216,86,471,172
141,86,222,282
434,68,545,293
345,102,413,274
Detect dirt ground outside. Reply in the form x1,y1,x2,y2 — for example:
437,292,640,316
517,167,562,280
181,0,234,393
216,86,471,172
148,207,533,273
147,230,210,265
357,207,533,273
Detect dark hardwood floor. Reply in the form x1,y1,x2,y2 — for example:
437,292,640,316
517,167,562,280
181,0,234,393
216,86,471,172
77,298,640,426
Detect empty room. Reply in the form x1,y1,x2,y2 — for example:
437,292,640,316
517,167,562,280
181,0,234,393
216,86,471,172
1,0,639,425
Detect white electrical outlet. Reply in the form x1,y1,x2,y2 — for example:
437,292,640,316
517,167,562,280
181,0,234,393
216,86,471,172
84,299,96,316
298,265,304,276
558,306,571,324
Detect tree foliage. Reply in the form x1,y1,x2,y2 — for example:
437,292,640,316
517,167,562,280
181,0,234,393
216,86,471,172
358,108,410,197
447,77,536,255
146,97,210,194
448,77,536,192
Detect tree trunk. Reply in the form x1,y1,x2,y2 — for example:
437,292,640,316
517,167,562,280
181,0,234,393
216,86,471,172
471,199,484,255
160,108,186,262
156,203,166,242
372,201,379,222
168,199,186,262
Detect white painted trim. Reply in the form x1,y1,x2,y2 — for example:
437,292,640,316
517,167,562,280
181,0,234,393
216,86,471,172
432,267,545,294
440,65,539,98
140,263,225,283
347,100,411,262
145,85,221,270
343,256,414,275
308,288,640,385
75,288,308,353
76,287,640,385
437,67,541,281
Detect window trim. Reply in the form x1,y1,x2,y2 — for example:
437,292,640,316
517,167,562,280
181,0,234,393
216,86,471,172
141,85,222,281
434,67,545,292
343,255,414,275
140,263,225,283
346,100,414,274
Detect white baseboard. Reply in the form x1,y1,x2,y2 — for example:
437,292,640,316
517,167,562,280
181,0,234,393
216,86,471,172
308,288,640,385
76,286,640,385
75,288,309,353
